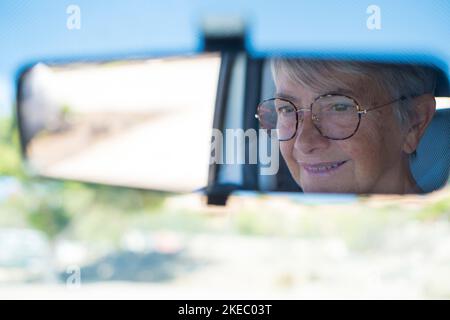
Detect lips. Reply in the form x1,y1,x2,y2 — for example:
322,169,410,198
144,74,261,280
300,160,348,175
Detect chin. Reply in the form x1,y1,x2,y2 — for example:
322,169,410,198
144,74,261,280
300,182,354,194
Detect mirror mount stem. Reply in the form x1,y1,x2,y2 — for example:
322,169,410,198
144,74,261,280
201,16,247,53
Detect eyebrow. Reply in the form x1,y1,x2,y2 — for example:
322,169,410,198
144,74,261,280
275,88,356,103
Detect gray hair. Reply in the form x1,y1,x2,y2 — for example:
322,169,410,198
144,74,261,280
271,59,437,128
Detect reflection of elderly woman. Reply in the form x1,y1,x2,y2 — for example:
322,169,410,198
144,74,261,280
257,59,437,194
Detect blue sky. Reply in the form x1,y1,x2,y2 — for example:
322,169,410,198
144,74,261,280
0,0,449,116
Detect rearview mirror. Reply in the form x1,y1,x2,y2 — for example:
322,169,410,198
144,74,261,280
17,54,221,192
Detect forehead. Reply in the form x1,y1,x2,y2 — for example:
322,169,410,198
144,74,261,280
274,73,358,104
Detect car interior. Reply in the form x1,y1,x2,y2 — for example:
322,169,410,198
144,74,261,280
211,53,450,199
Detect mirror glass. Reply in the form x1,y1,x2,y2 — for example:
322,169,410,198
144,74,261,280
18,54,221,192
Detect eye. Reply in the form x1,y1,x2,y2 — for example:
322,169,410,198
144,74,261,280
331,103,352,112
277,105,295,115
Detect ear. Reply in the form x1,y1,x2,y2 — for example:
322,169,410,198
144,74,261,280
402,94,436,154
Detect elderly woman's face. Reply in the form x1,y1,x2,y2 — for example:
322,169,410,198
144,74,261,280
275,72,410,194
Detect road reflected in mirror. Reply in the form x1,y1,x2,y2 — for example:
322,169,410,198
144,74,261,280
19,54,220,191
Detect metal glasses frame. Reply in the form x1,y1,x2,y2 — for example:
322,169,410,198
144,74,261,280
255,93,412,141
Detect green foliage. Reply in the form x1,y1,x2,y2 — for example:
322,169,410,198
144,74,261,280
0,117,24,178
417,197,450,220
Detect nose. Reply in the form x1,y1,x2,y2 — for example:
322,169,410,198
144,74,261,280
294,111,329,155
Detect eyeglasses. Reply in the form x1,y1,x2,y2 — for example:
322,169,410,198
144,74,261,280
255,93,413,141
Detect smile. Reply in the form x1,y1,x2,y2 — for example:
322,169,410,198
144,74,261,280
300,160,348,176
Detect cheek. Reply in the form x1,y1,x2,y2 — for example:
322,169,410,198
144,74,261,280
338,116,395,176
339,140,381,170
279,141,292,159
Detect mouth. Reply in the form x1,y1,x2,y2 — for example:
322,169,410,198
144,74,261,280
299,160,349,176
